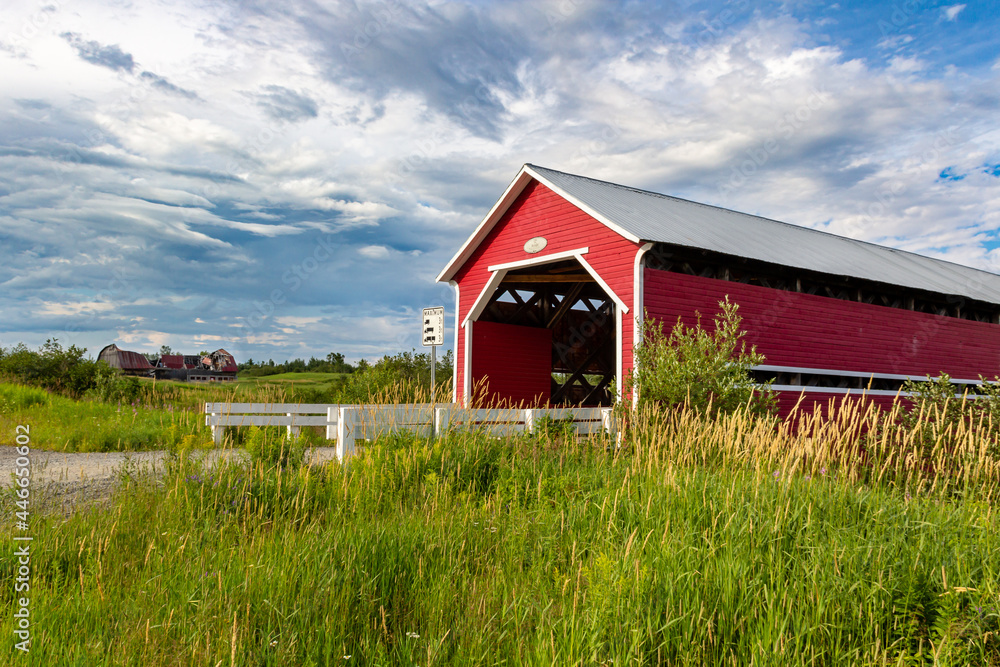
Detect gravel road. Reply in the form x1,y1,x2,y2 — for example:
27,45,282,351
0,446,342,515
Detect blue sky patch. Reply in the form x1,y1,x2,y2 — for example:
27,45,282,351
938,166,966,181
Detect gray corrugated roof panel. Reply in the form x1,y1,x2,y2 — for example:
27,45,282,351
527,164,1000,305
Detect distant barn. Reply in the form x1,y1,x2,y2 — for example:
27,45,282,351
437,164,1000,415
153,348,238,382
99,344,238,382
97,344,154,377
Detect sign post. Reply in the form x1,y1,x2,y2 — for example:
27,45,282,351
421,306,445,399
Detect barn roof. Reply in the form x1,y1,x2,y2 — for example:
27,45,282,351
98,344,153,370
159,354,187,369
437,164,1000,305
211,349,238,373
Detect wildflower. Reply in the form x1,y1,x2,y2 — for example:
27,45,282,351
343,656,351,660
819,467,827,476
270,640,278,647
406,631,420,639
804,475,811,481
772,471,780,479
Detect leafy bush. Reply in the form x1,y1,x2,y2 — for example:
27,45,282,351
91,363,141,404
624,297,775,418
890,373,1000,466
0,339,101,397
339,349,453,404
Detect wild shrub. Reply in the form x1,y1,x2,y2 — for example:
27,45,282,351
91,363,141,404
877,373,1000,475
0,339,101,397
624,297,776,418
339,349,453,403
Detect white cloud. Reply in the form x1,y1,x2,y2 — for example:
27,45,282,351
37,301,116,317
1,0,998,361
358,245,390,259
943,4,966,21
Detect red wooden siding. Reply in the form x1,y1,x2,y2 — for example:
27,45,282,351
644,268,1000,416
472,321,552,406
775,390,900,421
453,181,641,404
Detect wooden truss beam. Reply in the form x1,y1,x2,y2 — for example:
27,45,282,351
504,274,595,283
546,283,585,329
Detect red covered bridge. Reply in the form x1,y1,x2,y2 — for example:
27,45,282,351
437,164,1000,415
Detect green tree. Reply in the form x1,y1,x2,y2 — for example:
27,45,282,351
338,349,453,403
0,339,102,397
625,297,775,418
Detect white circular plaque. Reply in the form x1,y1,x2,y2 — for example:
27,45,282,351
523,236,547,254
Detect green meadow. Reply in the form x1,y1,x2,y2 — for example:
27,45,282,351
0,383,208,452
0,376,350,452
1,401,998,665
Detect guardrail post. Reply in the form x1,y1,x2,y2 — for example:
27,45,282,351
206,403,224,445
435,407,452,436
337,406,357,462
601,407,614,435
524,409,537,434
326,406,337,441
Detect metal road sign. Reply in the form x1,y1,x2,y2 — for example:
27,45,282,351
422,306,444,347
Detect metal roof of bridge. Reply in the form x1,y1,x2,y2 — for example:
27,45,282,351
524,164,1000,305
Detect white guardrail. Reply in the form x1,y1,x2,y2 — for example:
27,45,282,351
205,403,614,461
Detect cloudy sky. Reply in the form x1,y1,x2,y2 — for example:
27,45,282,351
1,0,998,364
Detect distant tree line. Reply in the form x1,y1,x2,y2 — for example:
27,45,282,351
238,352,357,377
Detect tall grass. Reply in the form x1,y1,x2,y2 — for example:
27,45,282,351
0,380,319,451
1,398,998,664
0,382,209,452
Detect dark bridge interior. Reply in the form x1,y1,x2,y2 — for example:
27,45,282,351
478,259,616,406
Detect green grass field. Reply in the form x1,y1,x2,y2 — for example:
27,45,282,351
1,401,998,665
0,374,350,451
0,383,210,452
237,371,347,385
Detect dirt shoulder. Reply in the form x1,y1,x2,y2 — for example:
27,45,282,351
0,446,342,516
